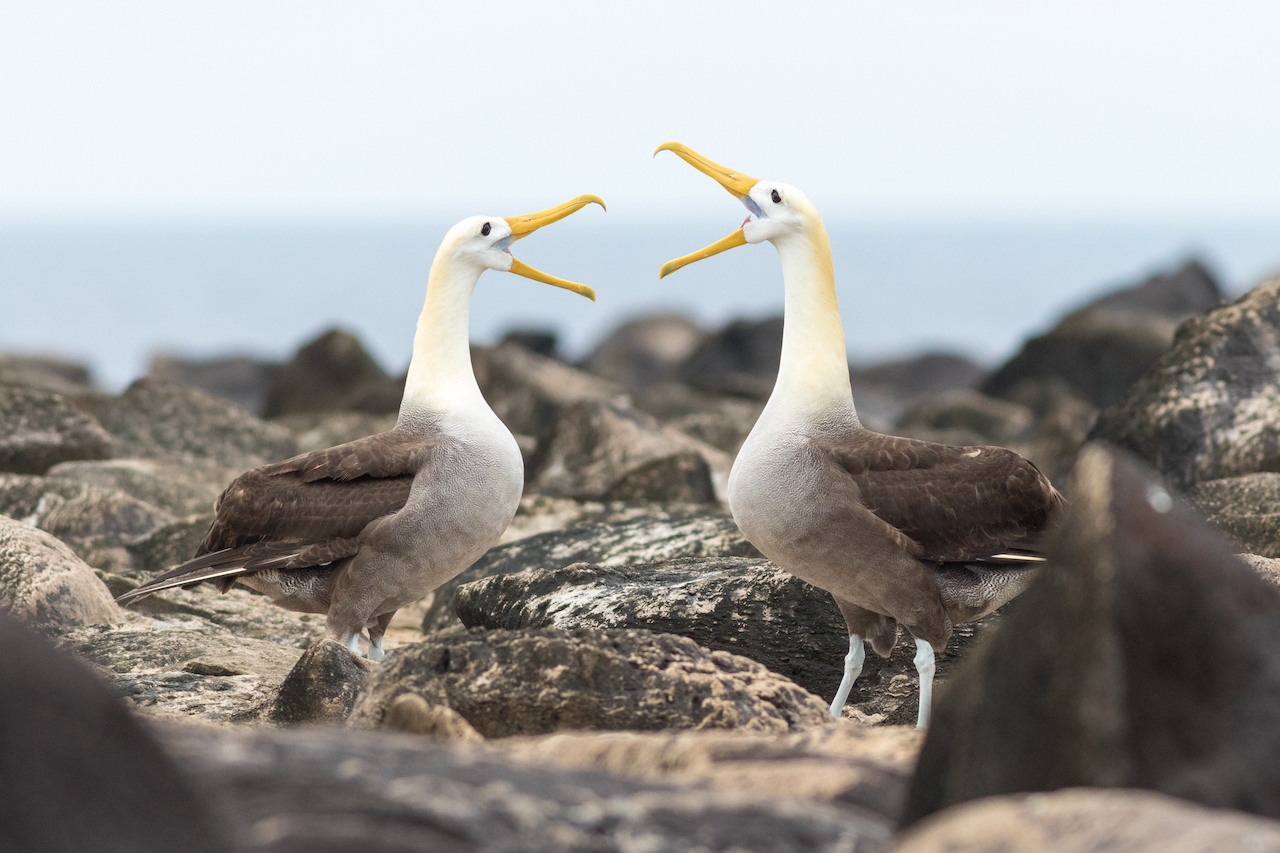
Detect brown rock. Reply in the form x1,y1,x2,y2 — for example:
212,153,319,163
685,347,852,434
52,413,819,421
382,693,483,742
269,638,373,724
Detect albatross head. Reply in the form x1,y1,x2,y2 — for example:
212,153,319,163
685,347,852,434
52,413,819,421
653,142,823,279
438,194,605,301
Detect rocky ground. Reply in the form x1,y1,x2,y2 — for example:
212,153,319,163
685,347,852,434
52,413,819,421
5,257,1280,851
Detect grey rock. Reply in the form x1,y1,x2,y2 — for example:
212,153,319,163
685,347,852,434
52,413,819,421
124,513,214,578
903,445,1280,827
157,723,891,853
472,341,622,437
1243,554,1280,586
0,385,112,474
583,313,705,390
998,378,1099,483
61,614,305,723
270,410,399,453
895,388,1034,447
86,378,298,470
0,353,95,395
148,352,279,417
349,627,830,736
984,259,1223,409
0,515,120,631
896,788,1280,853
263,327,403,417
498,327,559,358
1189,473,1280,557
526,399,730,501
454,557,1006,724
46,457,235,517
678,315,783,398
421,508,761,633
0,610,232,853
632,381,765,455
851,353,986,405
1090,276,1280,490
0,473,174,546
268,638,372,724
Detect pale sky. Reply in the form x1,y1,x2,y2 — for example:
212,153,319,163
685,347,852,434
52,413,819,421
3,1,1280,223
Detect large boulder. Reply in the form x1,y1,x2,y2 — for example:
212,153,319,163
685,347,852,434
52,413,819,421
0,515,119,631
632,381,765,455
850,352,987,426
263,327,404,417
148,352,279,417
454,557,1007,724
896,788,1280,853
582,313,706,390
526,399,729,502
157,723,892,853
0,611,232,853
1189,473,1280,557
348,627,830,736
1089,277,1280,490
471,341,621,437
903,445,1280,827
0,353,96,396
85,378,297,469
895,388,1034,448
45,458,235,517
677,315,783,398
270,410,399,453
983,259,1223,409
421,508,760,633
0,386,112,474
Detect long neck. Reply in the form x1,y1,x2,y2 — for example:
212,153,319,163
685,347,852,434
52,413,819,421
768,217,859,427
398,252,488,429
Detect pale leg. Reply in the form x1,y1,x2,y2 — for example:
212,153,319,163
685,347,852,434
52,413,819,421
344,634,362,656
914,638,936,729
829,634,865,719
367,636,385,662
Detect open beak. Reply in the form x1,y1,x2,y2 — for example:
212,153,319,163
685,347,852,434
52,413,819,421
655,142,759,279
503,194,605,301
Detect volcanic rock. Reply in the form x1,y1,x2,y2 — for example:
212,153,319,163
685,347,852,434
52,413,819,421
0,353,96,396
46,457,235,517
583,313,705,390
677,315,783,398
1089,276,1280,490
148,352,279,417
903,444,1280,826
263,327,403,417
471,341,621,437
268,638,373,724
0,385,112,474
348,627,830,737
1189,473,1280,557
0,515,120,632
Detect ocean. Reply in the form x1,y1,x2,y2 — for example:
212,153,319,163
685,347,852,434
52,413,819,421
3,216,1279,390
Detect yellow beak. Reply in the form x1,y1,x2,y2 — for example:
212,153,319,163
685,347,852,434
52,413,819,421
503,194,605,301
654,142,758,279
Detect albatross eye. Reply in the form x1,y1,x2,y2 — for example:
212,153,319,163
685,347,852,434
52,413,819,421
771,189,781,204
481,222,491,237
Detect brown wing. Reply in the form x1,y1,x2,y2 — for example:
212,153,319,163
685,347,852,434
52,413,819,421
821,431,1063,563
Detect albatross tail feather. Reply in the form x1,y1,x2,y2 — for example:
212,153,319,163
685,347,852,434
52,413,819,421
113,542,311,607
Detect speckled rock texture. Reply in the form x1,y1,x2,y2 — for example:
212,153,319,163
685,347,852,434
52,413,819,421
0,473,174,547
268,638,372,724
0,385,112,474
1189,472,1280,557
904,445,1280,827
895,788,1280,853
47,457,236,517
1090,277,1280,490
0,514,119,631
156,723,891,853
420,508,761,633
348,627,831,737
455,557,1007,725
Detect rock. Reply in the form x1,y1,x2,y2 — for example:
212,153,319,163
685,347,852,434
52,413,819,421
85,378,298,470
263,327,403,417
46,457,235,517
895,388,1034,447
983,259,1223,409
678,315,783,398
0,386,112,474
1189,473,1280,557
421,508,761,633
454,557,1007,724
1089,277,1280,490
123,514,214,578
270,410,400,453
349,627,830,736
1244,554,1280,587
998,378,1099,483
0,610,233,853
903,445,1280,827
148,352,279,416
526,399,730,501
896,788,1280,853
0,473,174,547
157,723,892,852
268,638,372,724
583,313,705,390
381,693,483,742
0,515,119,631
499,327,559,358
471,341,622,436
850,352,988,426
0,353,96,396
62,614,305,723
632,381,765,455
491,722,922,823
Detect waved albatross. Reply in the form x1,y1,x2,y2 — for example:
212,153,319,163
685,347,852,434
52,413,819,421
116,195,604,659
655,142,1063,727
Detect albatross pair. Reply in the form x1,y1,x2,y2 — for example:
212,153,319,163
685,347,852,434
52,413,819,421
115,196,604,660
656,143,1063,727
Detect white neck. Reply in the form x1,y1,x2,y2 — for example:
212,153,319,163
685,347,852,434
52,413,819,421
397,251,489,429
765,215,859,428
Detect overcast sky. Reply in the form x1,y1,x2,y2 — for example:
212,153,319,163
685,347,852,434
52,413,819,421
3,1,1280,223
